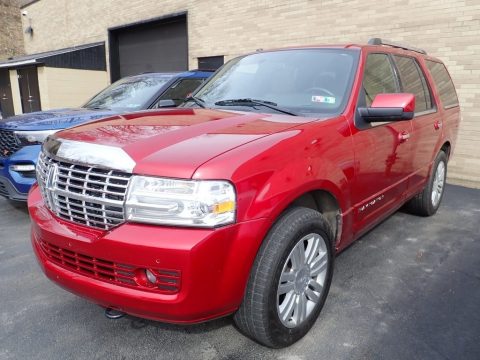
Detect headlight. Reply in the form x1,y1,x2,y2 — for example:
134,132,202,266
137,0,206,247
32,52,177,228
15,130,59,145
125,176,236,227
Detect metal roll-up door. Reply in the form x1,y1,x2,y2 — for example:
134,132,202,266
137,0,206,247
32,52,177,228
112,15,188,80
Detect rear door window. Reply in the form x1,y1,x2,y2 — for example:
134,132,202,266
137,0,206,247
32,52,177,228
393,55,433,113
425,61,459,108
363,53,399,106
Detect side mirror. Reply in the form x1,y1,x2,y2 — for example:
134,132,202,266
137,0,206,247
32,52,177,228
359,93,415,122
156,99,176,108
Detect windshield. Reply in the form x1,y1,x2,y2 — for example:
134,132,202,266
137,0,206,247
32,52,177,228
192,49,359,116
83,75,173,111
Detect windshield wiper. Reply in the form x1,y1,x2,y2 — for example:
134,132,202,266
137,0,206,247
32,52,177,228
185,96,206,108
214,98,298,116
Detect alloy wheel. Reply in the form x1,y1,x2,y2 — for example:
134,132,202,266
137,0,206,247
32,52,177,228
431,160,446,207
277,233,329,328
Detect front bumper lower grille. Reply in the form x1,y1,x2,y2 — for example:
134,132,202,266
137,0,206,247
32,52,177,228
0,176,28,200
36,152,132,230
0,179,7,197
39,239,181,293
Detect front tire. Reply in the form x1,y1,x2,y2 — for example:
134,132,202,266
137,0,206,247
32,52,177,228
405,151,448,216
234,207,334,348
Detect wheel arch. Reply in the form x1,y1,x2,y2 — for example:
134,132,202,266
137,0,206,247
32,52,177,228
266,182,346,247
440,141,451,160
288,190,342,244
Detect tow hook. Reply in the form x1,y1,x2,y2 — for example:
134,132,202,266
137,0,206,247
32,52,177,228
105,307,126,319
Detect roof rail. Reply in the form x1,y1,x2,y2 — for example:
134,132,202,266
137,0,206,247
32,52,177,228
368,38,427,55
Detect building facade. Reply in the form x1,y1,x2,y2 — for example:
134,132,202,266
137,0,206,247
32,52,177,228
12,0,480,187
0,0,23,60
0,0,24,119
0,43,108,118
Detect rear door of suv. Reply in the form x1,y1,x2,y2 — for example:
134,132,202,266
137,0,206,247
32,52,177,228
391,54,441,196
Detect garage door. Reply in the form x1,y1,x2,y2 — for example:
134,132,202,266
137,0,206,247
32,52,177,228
110,15,188,81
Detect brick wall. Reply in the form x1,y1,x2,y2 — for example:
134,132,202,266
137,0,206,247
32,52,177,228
21,0,480,187
0,0,23,60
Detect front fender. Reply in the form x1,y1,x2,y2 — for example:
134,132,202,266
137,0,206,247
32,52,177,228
194,116,355,242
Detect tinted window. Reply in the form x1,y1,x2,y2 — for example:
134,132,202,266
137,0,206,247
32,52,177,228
363,54,398,106
194,49,359,116
157,78,205,106
394,56,433,113
426,61,459,108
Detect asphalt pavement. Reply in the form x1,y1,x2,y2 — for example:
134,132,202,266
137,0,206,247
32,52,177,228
1,184,479,360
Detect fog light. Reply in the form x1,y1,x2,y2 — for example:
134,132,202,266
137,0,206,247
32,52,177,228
145,269,157,284
10,164,36,172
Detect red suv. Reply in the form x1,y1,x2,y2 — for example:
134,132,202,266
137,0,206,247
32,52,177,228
29,39,460,348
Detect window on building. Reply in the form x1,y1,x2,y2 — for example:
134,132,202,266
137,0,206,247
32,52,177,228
425,60,459,109
393,55,433,113
198,56,224,71
363,53,399,106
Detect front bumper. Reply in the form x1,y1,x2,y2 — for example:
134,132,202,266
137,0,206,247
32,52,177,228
0,176,28,201
0,144,41,200
28,186,269,323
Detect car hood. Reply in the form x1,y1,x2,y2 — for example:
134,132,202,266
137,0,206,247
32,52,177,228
53,108,322,178
0,108,117,131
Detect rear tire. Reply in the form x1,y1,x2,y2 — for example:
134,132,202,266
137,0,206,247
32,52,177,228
405,151,447,216
234,207,334,348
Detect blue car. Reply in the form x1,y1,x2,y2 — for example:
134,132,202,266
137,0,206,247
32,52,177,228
0,70,212,200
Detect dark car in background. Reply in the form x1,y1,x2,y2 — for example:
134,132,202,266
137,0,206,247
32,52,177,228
0,70,212,200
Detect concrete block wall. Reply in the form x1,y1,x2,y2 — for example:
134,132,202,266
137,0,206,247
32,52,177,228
8,69,21,113
20,0,480,187
37,67,109,110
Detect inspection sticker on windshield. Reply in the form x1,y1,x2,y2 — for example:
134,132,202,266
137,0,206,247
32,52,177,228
312,95,336,104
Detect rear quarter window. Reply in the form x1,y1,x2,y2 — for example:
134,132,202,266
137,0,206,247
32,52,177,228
425,61,459,108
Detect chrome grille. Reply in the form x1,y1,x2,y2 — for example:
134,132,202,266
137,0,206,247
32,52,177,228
37,152,132,230
0,129,21,157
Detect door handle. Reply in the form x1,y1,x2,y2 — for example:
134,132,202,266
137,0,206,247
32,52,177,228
434,120,442,130
398,131,410,143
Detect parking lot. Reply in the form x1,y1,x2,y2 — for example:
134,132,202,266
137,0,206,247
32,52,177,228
1,184,479,359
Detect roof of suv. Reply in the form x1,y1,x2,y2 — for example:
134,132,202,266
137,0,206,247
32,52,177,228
254,39,442,63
